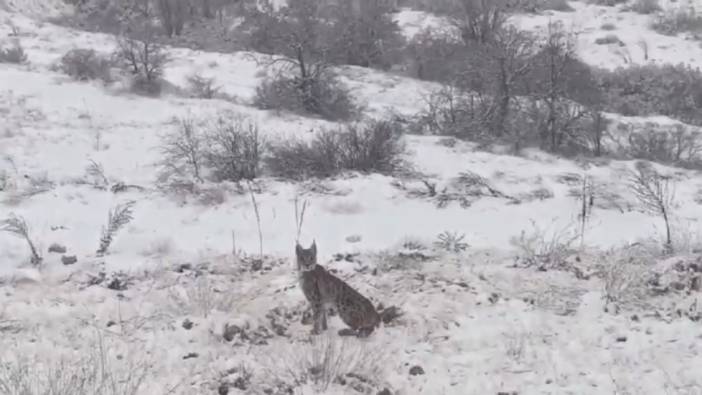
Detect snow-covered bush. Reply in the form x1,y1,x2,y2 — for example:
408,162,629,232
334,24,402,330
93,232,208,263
0,39,27,64
204,115,264,182
597,64,702,126
113,29,169,96
651,7,702,36
254,72,357,121
58,48,112,81
267,120,405,180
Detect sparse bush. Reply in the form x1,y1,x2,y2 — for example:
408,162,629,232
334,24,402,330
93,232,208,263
595,34,624,45
186,72,220,99
97,201,136,256
651,8,702,36
204,115,264,182
510,219,578,271
540,0,574,12
158,117,205,183
0,343,151,395
0,39,27,64
628,161,676,253
254,72,357,121
623,123,702,167
0,214,42,266
113,30,169,96
58,48,112,81
588,0,626,6
168,275,235,317
597,63,702,126
327,0,406,69
601,22,617,30
400,0,460,14
625,0,661,14
260,334,388,394
267,120,405,180
156,0,188,37
434,231,469,252
404,28,466,81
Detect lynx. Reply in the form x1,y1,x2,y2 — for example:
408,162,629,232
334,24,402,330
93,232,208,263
296,241,380,337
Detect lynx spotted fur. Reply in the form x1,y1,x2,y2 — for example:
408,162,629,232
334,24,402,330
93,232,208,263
296,241,380,337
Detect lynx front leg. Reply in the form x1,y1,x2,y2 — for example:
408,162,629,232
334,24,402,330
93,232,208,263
311,303,327,335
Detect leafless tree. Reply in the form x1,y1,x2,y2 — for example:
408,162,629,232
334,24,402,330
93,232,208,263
628,161,676,253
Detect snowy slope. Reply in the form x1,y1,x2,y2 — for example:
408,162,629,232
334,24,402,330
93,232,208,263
2,2,702,394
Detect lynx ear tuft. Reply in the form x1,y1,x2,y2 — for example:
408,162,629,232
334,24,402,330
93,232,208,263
296,243,303,256
311,239,317,255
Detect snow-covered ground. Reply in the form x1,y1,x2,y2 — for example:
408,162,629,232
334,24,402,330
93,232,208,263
2,1,702,394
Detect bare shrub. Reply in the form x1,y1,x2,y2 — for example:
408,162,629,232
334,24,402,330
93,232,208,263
411,86,487,138
254,72,357,121
97,201,136,256
0,336,151,395
58,48,112,81
525,21,603,153
260,334,388,393
267,120,405,180
628,161,676,253
204,115,264,182
156,0,188,37
624,123,702,167
595,34,624,45
651,8,702,36
601,253,652,312
448,0,509,44
625,0,661,14
434,231,469,252
404,27,465,81
0,214,42,266
327,0,406,69
243,0,357,121
433,170,510,208
186,72,220,99
158,117,205,182
587,0,627,5
540,0,575,12
510,219,578,271
113,29,169,96
168,275,235,317
0,39,27,64
597,63,702,126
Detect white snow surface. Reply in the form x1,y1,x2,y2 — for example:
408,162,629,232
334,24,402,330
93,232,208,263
1,2,702,394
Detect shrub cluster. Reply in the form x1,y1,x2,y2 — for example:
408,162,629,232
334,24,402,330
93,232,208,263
597,64,702,126
58,48,112,81
159,116,406,184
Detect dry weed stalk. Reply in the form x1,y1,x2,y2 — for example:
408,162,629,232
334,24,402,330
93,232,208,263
247,181,263,258
0,213,42,265
294,193,309,243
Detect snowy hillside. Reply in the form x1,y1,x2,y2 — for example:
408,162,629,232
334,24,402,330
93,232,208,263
1,0,702,394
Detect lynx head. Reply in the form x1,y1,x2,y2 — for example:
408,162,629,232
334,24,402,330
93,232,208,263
295,240,317,271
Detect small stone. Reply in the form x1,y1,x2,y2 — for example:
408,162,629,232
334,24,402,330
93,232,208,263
223,323,242,342
61,255,77,265
615,335,627,342
409,365,424,376
345,234,362,243
182,352,198,359
182,319,193,330
106,320,116,327
217,383,229,395
377,389,392,395
48,243,67,254
175,263,192,273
